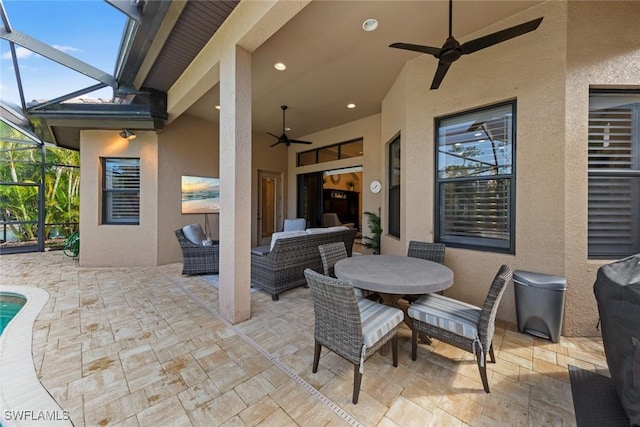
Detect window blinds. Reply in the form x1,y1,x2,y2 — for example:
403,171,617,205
588,94,640,257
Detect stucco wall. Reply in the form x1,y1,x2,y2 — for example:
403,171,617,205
377,0,640,336
288,114,382,234
80,114,289,267
156,114,289,264
563,0,640,335
157,114,220,265
79,130,159,267
379,0,569,329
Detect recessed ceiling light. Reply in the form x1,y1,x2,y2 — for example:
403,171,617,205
474,132,482,137
215,105,221,110
347,103,356,109
285,127,291,132
274,62,286,71
362,18,378,32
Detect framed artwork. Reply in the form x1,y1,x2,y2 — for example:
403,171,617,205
181,175,220,214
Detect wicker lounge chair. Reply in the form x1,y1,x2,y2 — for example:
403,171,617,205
321,212,354,228
304,269,403,404
174,225,220,275
407,264,513,392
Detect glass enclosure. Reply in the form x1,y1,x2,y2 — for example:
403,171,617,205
0,121,79,253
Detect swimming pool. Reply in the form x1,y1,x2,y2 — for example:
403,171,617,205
0,293,26,335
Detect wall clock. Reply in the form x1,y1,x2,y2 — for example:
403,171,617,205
370,180,382,193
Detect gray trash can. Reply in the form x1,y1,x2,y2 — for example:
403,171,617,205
513,270,567,343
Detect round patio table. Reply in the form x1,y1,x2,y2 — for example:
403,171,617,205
334,254,453,298
335,254,454,348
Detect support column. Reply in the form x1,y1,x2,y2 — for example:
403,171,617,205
218,44,251,323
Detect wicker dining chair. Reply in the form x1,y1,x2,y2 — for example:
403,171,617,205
304,268,403,404
318,242,348,278
407,264,513,392
318,242,378,300
404,241,447,302
407,241,446,264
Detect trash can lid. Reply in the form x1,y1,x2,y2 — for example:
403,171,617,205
513,270,567,290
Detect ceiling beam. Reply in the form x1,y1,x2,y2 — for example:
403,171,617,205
0,27,117,88
104,0,143,23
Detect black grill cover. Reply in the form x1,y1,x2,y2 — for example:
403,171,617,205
593,254,640,426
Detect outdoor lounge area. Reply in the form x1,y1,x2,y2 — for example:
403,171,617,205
1,0,639,425
1,251,609,426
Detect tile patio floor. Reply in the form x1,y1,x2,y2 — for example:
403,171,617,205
0,251,609,426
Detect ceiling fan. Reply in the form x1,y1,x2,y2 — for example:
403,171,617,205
389,0,543,90
267,105,313,147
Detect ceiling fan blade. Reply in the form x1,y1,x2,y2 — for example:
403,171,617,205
270,140,282,147
460,17,543,55
266,132,280,139
389,42,441,57
430,60,452,90
289,139,313,145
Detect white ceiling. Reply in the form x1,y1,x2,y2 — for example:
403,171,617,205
184,0,544,139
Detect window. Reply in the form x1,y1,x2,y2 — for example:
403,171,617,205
388,135,400,238
435,102,516,253
297,139,363,166
588,91,640,258
102,158,140,225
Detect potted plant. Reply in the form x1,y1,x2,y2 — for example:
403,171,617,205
362,208,382,254
346,179,355,191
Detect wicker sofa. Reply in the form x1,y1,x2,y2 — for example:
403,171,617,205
251,227,357,301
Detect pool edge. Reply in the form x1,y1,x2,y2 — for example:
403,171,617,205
0,286,73,427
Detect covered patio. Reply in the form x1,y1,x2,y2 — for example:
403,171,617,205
1,251,607,426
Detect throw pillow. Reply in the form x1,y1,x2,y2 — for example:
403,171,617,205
183,224,206,245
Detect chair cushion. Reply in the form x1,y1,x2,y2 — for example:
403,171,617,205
270,230,307,250
251,245,271,256
283,218,306,231
408,293,481,340
357,298,403,348
183,224,207,245
306,228,332,234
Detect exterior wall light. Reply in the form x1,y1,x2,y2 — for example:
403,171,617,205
119,129,136,140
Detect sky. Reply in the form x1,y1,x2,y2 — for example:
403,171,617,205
1,0,126,106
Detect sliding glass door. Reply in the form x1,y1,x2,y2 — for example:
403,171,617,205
297,172,323,228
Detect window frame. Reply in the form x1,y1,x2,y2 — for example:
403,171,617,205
587,90,640,259
388,134,401,238
296,138,363,167
434,100,517,254
101,157,140,225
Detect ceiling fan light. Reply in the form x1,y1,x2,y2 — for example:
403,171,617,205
362,18,378,32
